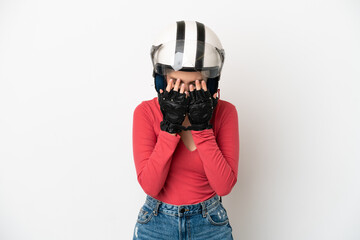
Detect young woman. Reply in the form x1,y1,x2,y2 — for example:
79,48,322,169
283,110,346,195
132,20,239,240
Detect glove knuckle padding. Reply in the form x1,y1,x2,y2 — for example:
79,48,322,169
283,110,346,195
158,88,219,132
158,89,187,133
187,89,218,130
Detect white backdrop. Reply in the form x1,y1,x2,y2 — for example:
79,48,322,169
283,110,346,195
1,0,359,239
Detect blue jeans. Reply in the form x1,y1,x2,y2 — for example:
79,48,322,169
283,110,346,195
133,194,233,240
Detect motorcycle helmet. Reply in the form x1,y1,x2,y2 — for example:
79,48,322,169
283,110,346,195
150,20,225,96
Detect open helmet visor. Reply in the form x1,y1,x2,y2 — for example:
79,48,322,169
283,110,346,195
151,40,225,79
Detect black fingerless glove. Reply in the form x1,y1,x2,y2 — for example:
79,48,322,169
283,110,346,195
186,89,219,131
158,89,189,134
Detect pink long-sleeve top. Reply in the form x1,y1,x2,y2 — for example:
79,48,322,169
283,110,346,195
132,96,239,205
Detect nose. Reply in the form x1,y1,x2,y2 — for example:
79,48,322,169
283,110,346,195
183,83,189,92
182,83,195,92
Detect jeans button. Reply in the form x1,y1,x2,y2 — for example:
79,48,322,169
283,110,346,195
180,208,185,213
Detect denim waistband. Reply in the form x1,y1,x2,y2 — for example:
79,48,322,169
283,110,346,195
144,194,221,217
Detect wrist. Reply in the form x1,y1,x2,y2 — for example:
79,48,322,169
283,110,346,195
185,123,213,131
160,120,185,134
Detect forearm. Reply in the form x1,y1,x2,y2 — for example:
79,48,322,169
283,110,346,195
134,130,180,196
191,128,238,196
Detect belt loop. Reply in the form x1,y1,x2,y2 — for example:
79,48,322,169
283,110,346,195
200,202,207,218
220,196,222,203
153,200,161,216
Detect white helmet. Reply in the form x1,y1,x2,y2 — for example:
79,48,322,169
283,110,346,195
151,20,225,93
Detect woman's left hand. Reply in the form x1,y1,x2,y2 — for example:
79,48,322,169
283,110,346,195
186,79,219,131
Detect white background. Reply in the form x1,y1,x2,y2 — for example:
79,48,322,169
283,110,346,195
1,0,359,239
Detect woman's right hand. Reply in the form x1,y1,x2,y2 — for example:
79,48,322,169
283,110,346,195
158,78,189,134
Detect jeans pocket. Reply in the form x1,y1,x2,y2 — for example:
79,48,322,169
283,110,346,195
136,204,155,224
206,202,229,226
